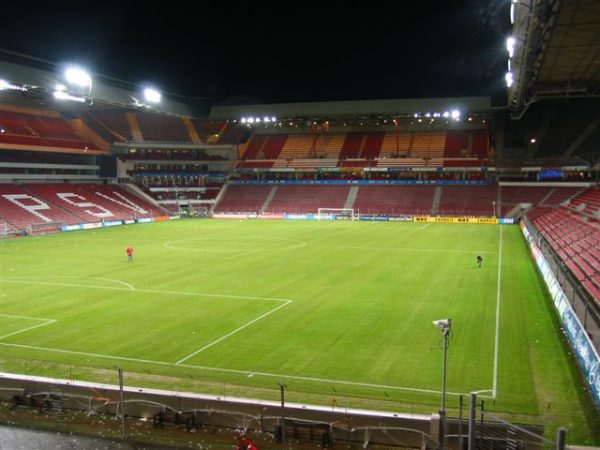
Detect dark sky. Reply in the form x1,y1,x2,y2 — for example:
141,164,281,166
0,1,511,105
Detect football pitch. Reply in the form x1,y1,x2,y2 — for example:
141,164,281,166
0,219,598,443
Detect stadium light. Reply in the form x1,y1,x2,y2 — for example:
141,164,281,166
0,79,27,92
433,318,452,450
530,138,536,144
506,37,516,58
64,67,92,88
505,71,514,88
143,87,161,104
53,90,86,103
510,3,516,23
442,111,450,118
451,109,460,120
271,116,276,122
240,117,247,124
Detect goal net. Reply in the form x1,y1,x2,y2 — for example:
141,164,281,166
27,222,64,235
0,221,9,238
317,208,355,221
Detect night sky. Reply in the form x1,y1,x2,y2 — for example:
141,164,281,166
0,1,511,105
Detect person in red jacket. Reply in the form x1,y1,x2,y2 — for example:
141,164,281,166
126,246,134,262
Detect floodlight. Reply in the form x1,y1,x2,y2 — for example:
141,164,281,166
53,90,86,103
425,112,431,118
442,111,450,118
241,117,247,124
64,67,92,87
143,87,161,104
451,109,460,119
247,117,254,124
530,138,536,144
414,113,419,118
263,116,270,123
505,71,514,87
506,37,516,57
256,117,261,123
0,79,27,92
510,3,515,23
508,59,511,71
271,116,276,122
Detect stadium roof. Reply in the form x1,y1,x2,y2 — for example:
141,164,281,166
509,0,600,117
0,57,211,118
210,97,492,122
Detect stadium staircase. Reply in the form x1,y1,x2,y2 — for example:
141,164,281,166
125,113,144,142
259,186,279,214
431,186,442,215
344,186,359,210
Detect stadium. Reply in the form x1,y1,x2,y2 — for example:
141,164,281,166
0,1,599,449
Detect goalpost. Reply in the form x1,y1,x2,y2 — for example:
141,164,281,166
27,222,64,235
0,221,8,238
317,208,356,221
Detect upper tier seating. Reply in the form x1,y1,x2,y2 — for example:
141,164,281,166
361,132,384,159
0,111,98,151
136,113,191,142
339,133,364,159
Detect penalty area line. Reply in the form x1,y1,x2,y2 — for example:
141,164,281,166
0,341,494,399
175,299,293,365
0,314,57,340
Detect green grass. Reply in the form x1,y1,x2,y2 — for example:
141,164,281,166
0,220,598,444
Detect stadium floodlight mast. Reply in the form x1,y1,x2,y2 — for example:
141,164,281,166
433,318,452,450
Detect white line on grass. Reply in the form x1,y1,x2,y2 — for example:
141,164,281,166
93,277,135,290
1,280,289,303
0,341,493,399
175,300,292,364
0,314,56,339
492,225,503,399
419,223,432,230
316,245,496,254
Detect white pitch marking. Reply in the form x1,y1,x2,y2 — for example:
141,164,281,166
0,314,56,340
0,313,51,321
175,300,292,365
492,225,503,399
1,275,135,291
1,280,289,303
0,341,493,399
93,277,135,291
317,245,496,254
419,223,432,230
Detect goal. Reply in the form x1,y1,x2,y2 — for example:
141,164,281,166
317,208,356,221
27,222,64,235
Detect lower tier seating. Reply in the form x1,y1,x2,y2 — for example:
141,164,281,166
528,207,600,302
